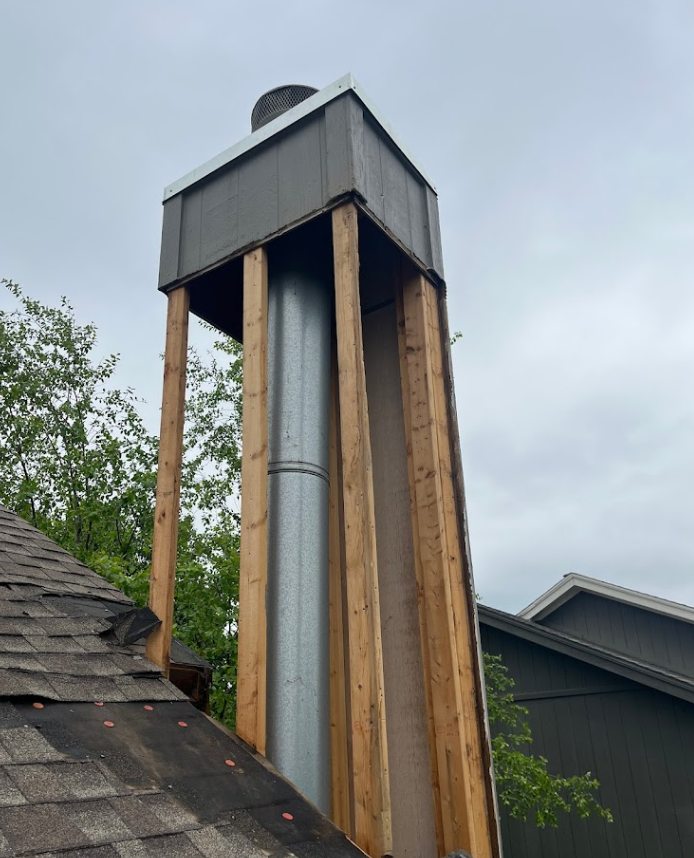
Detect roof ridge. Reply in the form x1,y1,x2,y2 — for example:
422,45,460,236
519,572,694,624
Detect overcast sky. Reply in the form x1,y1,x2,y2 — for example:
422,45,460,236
2,1,692,612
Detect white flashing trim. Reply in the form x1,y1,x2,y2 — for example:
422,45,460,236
519,572,694,626
163,73,436,201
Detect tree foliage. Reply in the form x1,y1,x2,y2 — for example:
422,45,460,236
0,279,242,727
484,652,613,827
1,280,613,826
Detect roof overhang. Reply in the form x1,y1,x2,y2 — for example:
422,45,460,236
479,603,694,705
519,572,694,626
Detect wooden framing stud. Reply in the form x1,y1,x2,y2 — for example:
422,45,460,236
328,347,352,834
398,268,494,858
332,202,392,858
147,285,190,675
236,247,269,754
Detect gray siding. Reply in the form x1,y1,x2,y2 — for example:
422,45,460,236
481,624,694,858
541,592,694,679
159,91,444,296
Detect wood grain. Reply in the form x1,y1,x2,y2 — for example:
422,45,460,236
328,349,352,834
332,202,392,858
147,285,190,675
236,247,269,754
399,269,494,857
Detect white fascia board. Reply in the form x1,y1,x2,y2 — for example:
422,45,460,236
520,572,694,626
163,73,436,201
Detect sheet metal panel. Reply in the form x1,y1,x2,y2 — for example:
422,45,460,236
159,89,445,294
158,194,182,287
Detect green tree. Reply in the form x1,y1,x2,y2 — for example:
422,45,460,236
0,279,243,727
484,652,613,828
1,280,613,825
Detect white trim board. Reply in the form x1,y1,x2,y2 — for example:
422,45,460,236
520,573,694,626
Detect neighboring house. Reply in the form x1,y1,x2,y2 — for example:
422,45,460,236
479,574,694,858
0,505,364,857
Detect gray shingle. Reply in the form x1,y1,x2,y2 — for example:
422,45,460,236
0,770,25,807
112,677,184,702
133,833,203,857
0,653,41,672
42,846,122,858
217,813,284,852
0,705,24,728
113,840,150,857
0,831,11,858
109,655,160,676
24,635,85,653
139,792,199,831
6,761,124,803
107,795,188,840
0,637,35,654
47,676,127,702
37,653,127,677
187,825,269,858
62,799,134,844
0,599,57,618
0,619,39,636
38,617,111,636
0,727,65,763
0,669,55,698
0,802,88,853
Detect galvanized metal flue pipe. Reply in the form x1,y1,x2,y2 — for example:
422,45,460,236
265,232,332,814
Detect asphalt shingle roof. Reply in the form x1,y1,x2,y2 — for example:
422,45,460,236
0,507,363,857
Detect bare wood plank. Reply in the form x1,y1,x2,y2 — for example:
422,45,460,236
435,287,503,858
395,281,446,855
423,279,494,858
332,202,392,858
147,285,190,675
236,247,269,754
399,270,486,856
328,351,352,833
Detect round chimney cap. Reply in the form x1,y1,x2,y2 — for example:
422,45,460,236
251,84,318,132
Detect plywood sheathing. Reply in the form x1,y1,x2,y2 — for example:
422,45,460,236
147,285,190,675
236,247,269,754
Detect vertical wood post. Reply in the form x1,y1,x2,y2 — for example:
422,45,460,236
328,350,352,833
236,247,269,754
332,203,392,858
147,285,190,675
398,269,495,858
